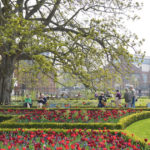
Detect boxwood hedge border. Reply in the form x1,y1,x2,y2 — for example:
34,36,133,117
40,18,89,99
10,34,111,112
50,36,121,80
0,111,150,130
0,107,150,111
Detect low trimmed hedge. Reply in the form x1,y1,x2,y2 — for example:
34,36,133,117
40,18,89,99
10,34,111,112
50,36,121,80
0,107,150,111
119,111,150,129
0,111,150,130
0,115,13,122
0,116,121,129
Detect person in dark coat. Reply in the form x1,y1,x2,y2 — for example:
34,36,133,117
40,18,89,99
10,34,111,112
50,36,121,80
37,93,47,108
129,85,136,108
98,92,107,107
115,90,121,107
124,88,132,108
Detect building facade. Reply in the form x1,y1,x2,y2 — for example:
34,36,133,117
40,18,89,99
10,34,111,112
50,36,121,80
121,56,150,96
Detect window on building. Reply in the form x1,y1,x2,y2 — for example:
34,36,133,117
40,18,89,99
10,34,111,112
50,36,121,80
142,74,148,83
143,59,150,65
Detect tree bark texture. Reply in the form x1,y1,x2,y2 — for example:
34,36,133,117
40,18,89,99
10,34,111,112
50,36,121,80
0,55,16,105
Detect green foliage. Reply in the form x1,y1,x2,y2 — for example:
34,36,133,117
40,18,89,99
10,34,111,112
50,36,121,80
0,120,118,129
0,15,46,55
0,107,150,111
0,0,145,96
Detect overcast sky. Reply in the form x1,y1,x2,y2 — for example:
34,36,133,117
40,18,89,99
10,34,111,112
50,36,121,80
127,0,150,56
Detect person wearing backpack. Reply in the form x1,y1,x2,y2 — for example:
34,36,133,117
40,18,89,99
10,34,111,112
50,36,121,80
124,88,132,108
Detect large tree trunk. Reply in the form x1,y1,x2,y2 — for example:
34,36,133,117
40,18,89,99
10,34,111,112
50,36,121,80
0,55,16,105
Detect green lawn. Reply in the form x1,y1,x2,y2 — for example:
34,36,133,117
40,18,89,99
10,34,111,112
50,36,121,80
126,118,150,142
11,96,150,107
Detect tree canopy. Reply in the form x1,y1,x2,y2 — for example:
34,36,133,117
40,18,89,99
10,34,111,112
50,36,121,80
0,0,144,104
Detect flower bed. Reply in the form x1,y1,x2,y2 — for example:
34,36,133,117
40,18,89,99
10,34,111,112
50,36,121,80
0,129,148,150
1,111,150,130
12,109,139,123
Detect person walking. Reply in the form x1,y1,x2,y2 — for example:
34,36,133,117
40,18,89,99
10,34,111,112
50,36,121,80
124,88,132,108
115,90,121,107
98,92,107,107
129,85,136,108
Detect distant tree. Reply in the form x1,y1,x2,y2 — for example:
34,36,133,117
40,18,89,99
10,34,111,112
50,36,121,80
0,0,144,104
16,61,53,93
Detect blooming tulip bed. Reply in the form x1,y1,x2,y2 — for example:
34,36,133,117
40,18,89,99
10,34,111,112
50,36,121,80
0,109,141,123
0,129,147,150
17,109,140,123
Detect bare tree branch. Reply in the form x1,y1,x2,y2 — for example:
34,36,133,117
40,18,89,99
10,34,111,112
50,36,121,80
44,0,61,26
44,26,79,34
24,0,30,16
17,0,24,13
25,0,46,19
62,7,85,26
1,0,9,7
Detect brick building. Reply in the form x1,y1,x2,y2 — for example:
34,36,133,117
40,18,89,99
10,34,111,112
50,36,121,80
120,56,150,96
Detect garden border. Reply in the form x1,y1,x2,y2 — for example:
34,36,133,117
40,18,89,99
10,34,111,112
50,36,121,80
0,128,148,149
0,111,150,130
0,107,150,111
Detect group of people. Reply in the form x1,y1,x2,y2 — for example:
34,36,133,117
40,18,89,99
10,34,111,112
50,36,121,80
98,85,137,108
124,86,136,108
24,86,137,108
24,93,47,108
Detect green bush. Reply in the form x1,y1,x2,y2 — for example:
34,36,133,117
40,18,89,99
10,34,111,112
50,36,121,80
0,121,118,129
0,110,150,130
0,114,120,129
0,115,13,122
0,107,150,111
119,111,150,129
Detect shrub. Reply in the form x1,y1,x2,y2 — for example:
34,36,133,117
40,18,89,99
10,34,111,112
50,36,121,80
119,111,150,129
0,110,150,130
